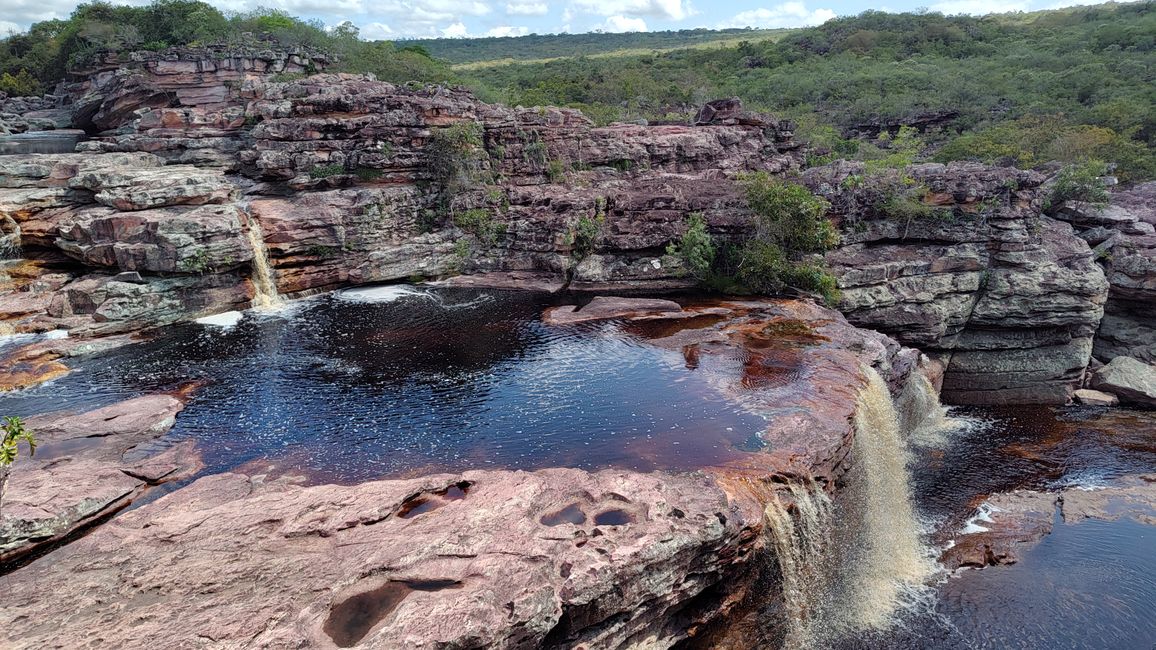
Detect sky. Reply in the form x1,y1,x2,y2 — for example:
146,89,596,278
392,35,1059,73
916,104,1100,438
0,0,1110,40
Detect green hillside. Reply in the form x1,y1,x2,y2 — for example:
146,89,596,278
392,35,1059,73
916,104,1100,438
402,28,794,67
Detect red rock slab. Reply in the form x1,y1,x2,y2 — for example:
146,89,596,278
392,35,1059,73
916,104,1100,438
0,467,768,649
542,296,686,325
0,395,200,566
430,271,567,293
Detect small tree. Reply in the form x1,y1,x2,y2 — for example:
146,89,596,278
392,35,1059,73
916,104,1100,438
0,416,35,520
666,212,716,280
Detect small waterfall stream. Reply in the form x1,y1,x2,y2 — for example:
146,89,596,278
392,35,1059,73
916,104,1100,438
839,366,938,629
244,218,282,309
759,365,941,647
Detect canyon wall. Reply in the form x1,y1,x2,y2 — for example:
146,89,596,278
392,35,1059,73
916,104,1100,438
0,47,1151,404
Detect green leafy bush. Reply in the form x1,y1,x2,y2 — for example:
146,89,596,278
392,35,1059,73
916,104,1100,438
732,173,840,304
666,213,716,279
1046,160,1109,211
0,416,35,518
453,208,505,246
309,163,346,179
427,121,485,194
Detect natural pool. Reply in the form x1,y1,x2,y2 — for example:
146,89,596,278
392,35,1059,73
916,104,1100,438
0,286,767,482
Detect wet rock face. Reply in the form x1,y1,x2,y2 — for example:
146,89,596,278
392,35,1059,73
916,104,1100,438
941,476,1156,570
814,162,1109,404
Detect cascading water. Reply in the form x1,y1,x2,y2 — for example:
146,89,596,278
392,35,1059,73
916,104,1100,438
898,368,955,448
244,218,282,309
757,365,940,648
762,481,834,648
837,365,939,629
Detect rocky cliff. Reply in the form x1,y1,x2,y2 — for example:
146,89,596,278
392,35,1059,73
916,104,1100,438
0,46,1152,406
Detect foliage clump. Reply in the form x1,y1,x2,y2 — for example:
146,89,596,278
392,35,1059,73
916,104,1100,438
0,416,35,518
1045,160,1110,212
427,121,486,195
673,173,840,305
453,208,505,246
666,213,715,280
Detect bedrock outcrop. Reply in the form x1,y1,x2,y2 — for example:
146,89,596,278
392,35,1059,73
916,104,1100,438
812,161,1110,404
0,394,201,566
0,299,933,648
1,47,1142,407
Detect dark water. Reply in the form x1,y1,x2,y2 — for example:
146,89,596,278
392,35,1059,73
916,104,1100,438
859,406,1156,650
0,286,765,482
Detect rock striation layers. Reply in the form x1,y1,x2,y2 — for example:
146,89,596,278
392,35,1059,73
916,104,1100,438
812,162,1110,404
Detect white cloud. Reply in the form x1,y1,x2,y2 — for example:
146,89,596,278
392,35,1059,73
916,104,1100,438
718,2,835,29
486,24,531,36
603,15,648,32
360,22,395,39
0,20,22,35
929,0,1030,13
505,1,547,15
442,21,470,36
573,0,691,21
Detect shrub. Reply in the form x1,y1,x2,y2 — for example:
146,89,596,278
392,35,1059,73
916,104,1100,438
309,163,346,179
1046,160,1109,211
666,212,715,279
427,121,485,194
0,70,40,96
453,208,505,246
740,172,837,253
0,416,35,519
727,173,841,305
569,214,602,259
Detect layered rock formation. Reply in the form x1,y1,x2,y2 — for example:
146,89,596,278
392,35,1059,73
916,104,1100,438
812,162,1110,404
1,44,1151,406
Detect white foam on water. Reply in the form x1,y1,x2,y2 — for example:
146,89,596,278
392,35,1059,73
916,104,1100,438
196,311,245,329
960,502,1001,534
334,285,432,304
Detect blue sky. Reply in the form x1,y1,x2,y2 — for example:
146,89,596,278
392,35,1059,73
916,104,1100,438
0,0,1109,40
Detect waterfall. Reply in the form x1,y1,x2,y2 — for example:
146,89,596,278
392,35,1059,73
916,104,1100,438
244,218,282,309
837,365,938,630
755,366,939,648
898,369,953,447
762,481,834,649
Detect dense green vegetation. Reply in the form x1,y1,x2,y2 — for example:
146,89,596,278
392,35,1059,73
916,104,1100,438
667,176,840,303
0,0,452,94
452,2,1155,180
404,28,791,66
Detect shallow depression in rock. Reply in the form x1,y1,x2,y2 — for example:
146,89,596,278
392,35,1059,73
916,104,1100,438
0,287,766,481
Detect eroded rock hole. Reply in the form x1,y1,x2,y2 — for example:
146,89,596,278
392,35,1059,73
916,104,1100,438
323,579,462,647
593,509,634,526
540,503,587,526
397,481,472,519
